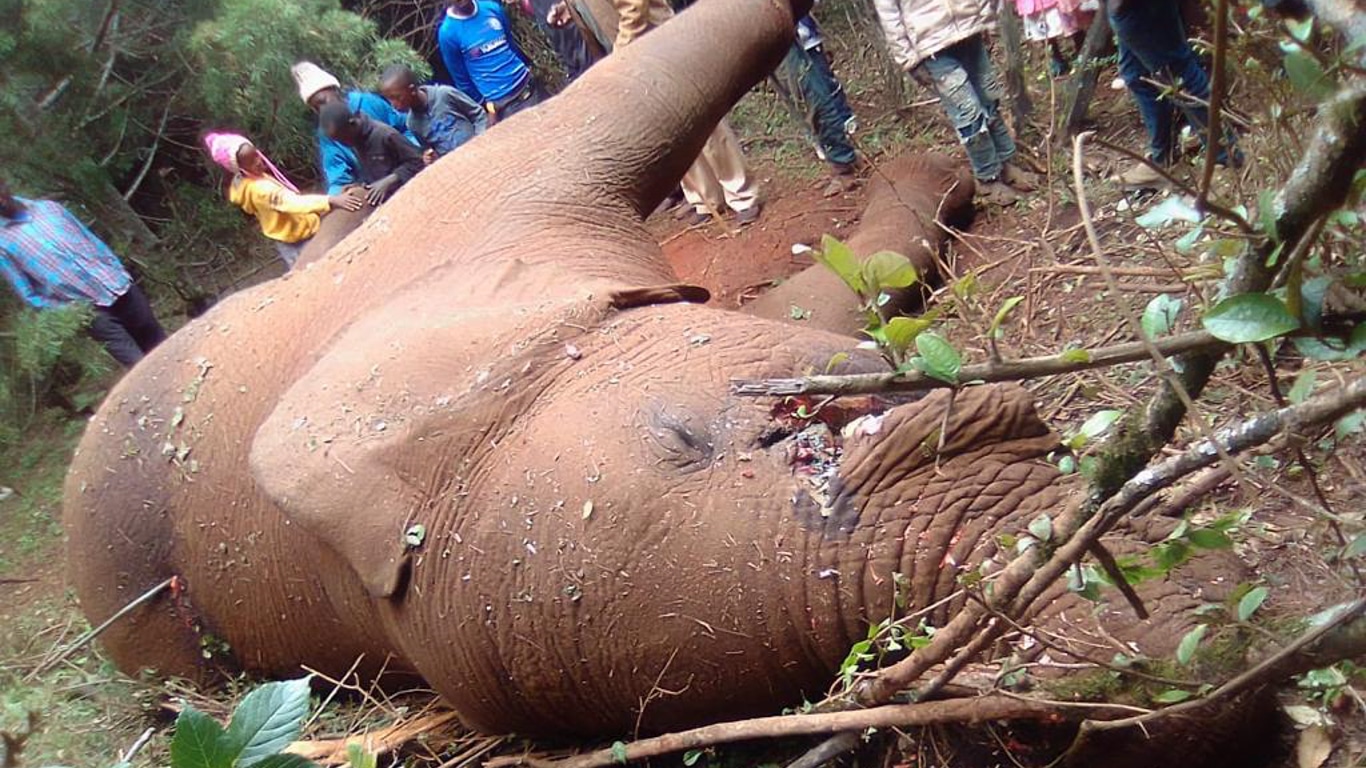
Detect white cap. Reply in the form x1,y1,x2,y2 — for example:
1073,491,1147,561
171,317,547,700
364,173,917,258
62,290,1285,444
291,61,342,104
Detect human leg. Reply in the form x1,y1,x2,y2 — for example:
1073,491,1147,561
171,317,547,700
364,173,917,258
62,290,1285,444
698,120,761,218
958,34,1016,168
796,45,859,168
88,286,164,368
116,283,168,354
920,41,1003,183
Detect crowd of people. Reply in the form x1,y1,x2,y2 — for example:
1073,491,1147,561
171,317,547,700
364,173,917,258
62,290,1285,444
2,0,1243,370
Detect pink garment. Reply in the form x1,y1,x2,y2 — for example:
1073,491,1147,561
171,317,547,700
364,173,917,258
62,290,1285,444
1014,0,1081,14
203,132,300,193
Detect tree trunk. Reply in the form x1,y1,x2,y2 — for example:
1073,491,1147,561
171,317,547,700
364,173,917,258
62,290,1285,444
998,0,1033,129
1060,10,1112,141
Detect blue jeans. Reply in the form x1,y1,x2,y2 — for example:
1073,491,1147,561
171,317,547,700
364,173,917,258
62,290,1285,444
918,34,1015,182
781,43,858,167
1110,0,1237,165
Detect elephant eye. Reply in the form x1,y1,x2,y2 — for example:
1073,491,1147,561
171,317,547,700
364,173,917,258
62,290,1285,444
643,407,714,473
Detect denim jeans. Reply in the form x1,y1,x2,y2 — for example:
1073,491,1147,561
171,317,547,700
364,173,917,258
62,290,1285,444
780,43,858,166
1110,0,1237,165
917,34,1015,182
88,284,167,368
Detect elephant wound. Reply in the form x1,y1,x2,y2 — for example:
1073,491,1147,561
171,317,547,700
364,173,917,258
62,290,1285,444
773,396,890,537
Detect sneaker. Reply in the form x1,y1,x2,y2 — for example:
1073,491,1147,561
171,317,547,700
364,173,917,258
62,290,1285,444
681,209,713,226
735,204,763,226
1116,161,1169,190
978,180,1019,207
1000,163,1039,192
844,116,859,136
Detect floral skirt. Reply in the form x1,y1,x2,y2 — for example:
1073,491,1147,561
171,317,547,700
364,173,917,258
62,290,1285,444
1020,0,1098,41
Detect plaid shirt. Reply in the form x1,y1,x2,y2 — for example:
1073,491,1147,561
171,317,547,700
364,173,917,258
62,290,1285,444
0,198,131,309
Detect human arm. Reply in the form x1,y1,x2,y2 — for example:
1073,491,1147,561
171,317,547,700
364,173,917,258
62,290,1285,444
0,253,50,308
872,0,918,71
365,129,427,205
319,134,359,195
448,85,490,135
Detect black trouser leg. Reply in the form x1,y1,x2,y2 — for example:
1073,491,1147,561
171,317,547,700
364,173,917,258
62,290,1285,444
89,284,167,368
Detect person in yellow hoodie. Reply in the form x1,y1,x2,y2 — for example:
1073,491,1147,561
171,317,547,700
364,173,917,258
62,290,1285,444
204,132,363,269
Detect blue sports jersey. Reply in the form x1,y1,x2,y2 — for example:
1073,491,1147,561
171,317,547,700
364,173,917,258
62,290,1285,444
438,1,532,104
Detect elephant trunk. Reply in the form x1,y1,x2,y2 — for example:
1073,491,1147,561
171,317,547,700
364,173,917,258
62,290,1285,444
512,0,807,219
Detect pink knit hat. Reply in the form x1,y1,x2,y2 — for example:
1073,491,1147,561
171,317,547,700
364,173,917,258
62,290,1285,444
203,132,300,193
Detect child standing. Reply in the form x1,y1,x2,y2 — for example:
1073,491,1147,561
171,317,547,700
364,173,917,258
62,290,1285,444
204,132,363,269
1014,0,1097,77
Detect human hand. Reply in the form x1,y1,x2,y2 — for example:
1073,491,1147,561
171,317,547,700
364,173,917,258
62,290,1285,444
365,177,398,206
546,1,572,27
422,148,438,166
329,190,364,211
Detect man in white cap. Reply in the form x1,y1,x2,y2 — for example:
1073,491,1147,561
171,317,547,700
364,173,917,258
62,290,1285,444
291,62,417,195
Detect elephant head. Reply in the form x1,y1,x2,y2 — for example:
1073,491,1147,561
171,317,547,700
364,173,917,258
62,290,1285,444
63,0,1211,740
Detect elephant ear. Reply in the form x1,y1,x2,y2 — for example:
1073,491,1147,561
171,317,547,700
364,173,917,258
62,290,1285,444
249,285,628,600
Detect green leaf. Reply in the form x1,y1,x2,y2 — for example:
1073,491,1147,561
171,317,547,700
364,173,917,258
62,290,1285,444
1351,323,1366,354
1136,196,1202,229
611,741,630,765
883,316,934,355
825,352,851,373
346,744,377,768
1285,15,1314,42
1176,624,1207,666
1258,189,1280,241
170,708,235,768
1282,46,1335,101
1293,336,1354,362
1060,348,1091,364
913,333,961,384
1287,369,1317,404
862,251,919,292
1142,295,1183,338
1027,513,1053,543
1153,689,1194,704
1345,533,1366,559
952,272,979,299
683,749,704,767
404,524,426,548
1202,294,1300,343
226,677,314,768
816,235,865,295
1187,528,1233,550
1057,455,1077,475
1077,410,1122,440
1237,586,1269,621
251,756,317,768
989,296,1024,338
1335,410,1366,441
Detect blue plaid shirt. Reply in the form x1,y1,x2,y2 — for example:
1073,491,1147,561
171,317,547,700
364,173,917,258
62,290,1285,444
0,198,131,309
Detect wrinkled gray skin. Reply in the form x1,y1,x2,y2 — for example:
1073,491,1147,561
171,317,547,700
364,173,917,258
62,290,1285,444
64,0,1219,742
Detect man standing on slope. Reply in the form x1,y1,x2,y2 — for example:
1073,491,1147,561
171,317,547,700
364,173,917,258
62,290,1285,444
439,0,547,125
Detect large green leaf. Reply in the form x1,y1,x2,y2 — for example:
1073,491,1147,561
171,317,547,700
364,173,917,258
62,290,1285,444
1201,293,1300,343
861,250,918,292
225,677,314,768
913,333,961,384
1282,45,1335,101
989,296,1024,338
1141,294,1183,338
883,316,933,354
815,235,865,295
1176,624,1207,666
170,707,235,768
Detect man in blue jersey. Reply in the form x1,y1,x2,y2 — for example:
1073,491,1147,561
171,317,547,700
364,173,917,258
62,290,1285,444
292,62,417,195
439,0,546,125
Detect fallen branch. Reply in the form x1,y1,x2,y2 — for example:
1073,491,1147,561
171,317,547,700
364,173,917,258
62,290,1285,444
27,577,173,680
484,694,1134,768
730,331,1222,397
285,711,461,765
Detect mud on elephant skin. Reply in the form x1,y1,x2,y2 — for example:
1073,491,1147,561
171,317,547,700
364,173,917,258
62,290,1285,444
745,152,974,335
65,0,1232,744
